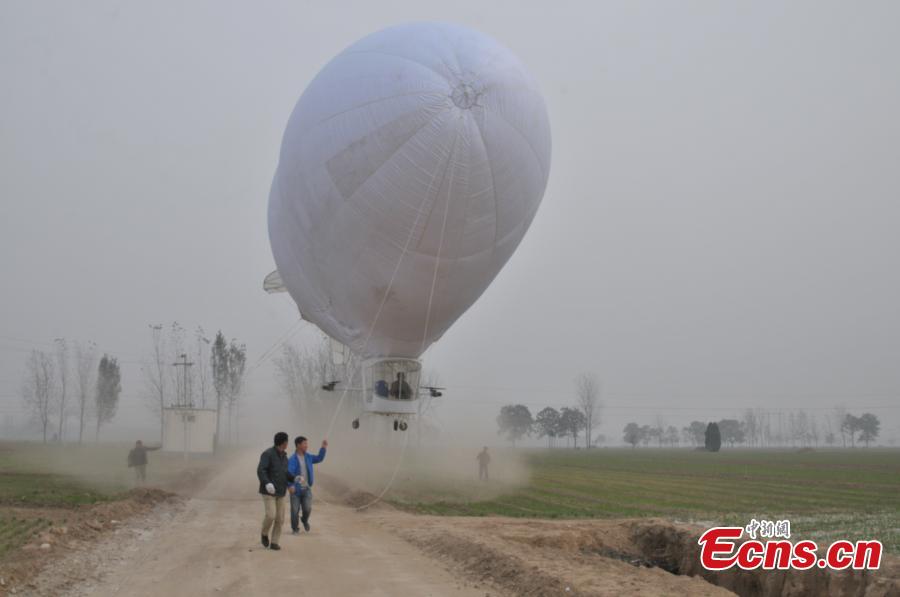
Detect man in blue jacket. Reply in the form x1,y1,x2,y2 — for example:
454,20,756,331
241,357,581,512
288,435,327,533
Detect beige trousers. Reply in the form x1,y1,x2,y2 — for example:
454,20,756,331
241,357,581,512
261,494,286,544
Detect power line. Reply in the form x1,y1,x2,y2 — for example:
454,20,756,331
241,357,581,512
245,318,305,375
448,384,900,401
426,397,900,411
0,340,147,364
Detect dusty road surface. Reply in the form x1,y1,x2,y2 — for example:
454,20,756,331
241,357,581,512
30,453,484,597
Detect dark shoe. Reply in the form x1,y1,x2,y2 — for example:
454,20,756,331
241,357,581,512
270,543,281,551
261,535,270,548
303,521,310,532
291,528,299,535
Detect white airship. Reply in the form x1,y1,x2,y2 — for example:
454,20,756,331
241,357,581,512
266,22,551,430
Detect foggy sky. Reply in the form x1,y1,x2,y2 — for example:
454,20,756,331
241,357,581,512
2,1,899,444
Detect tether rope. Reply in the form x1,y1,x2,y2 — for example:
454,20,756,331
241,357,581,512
353,124,462,512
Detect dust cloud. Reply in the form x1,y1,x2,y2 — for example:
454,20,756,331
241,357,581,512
256,399,531,507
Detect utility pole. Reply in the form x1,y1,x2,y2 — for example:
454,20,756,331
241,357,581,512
195,332,210,408
173,353,194,407
173,354,194,461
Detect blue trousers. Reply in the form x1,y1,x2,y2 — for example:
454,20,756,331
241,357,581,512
290,487,312,531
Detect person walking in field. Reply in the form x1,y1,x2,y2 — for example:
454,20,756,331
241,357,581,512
257,431,299,551
127,440,161,486
477,446,490,481
288,435,327,533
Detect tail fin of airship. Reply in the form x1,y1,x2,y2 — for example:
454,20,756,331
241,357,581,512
263,269,287,293
264,269,307,320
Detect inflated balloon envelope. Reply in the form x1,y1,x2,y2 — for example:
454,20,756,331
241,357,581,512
266,22,551,423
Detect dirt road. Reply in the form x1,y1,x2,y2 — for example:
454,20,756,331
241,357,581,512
40,455,483,597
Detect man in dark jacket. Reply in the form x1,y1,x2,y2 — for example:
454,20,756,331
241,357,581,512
390,372,413,399
477,446,491,480
256,431,297,550
127,440,160,486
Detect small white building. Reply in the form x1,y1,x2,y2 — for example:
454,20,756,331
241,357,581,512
162,406,217,454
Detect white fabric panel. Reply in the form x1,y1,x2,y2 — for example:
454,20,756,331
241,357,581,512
268,22,551,359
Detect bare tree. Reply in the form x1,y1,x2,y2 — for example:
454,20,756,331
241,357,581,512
823,415,836,447
808,412,820,447
791,411,810,447
653,414,665,447
143,324,168,442
683,421,707,447
664,425,680,447
74,341,97,443
54,338,69,441
742,409,762,447
760,410,773,447
22,350,56,442
832,405,848,447
575,373,602,448
273,338,332,422
841,414,859,448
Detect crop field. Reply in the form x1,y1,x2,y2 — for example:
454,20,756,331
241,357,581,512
0,441,223,563
0,443,126,507
0,441,224,504
392,448,900,553
0,442,125,564
0,515,51,559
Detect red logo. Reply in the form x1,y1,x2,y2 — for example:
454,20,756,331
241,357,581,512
698,526,882,571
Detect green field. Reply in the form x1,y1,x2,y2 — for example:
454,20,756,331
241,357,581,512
392,448,900,552
0,443,128,506
0,442,129,561
0,441,223,506
0,441,222,564
0,515,51,558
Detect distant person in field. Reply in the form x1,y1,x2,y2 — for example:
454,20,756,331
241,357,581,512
257,431,299,551
390,372,412,399
477,446,491,481
127,440,160,486
288,435,328,533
